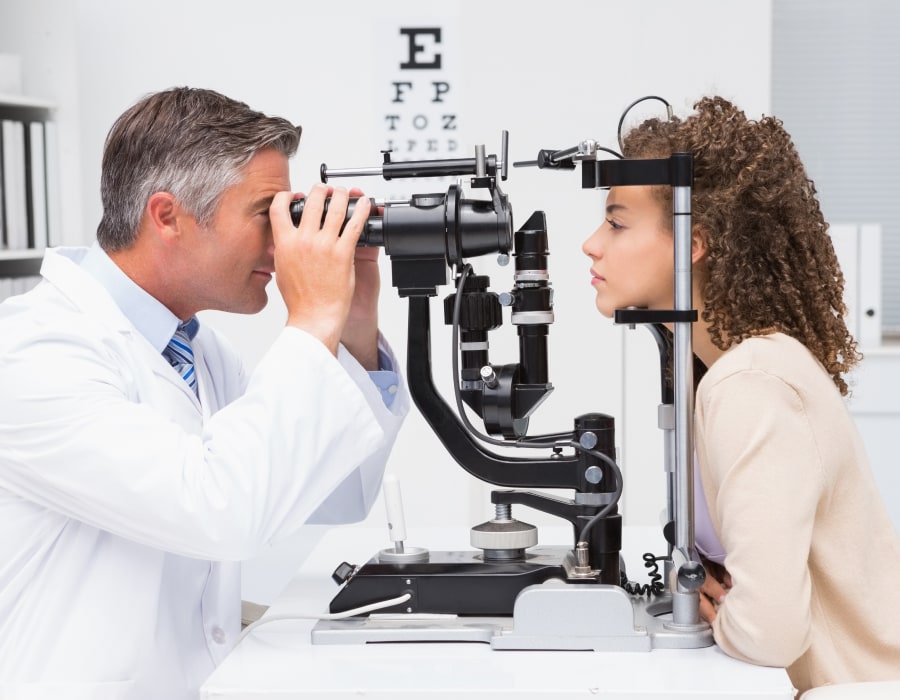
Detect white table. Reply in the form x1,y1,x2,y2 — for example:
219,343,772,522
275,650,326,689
201,526,795,699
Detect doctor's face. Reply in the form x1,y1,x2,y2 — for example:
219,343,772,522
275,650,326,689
183,148,288,315
581,186,675,318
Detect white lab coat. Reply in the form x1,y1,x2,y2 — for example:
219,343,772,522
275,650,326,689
0,248,409,700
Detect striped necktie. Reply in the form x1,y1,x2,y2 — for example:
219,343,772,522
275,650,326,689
163,318,199,397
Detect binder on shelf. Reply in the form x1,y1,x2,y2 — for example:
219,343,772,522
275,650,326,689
28,121,48,250
1,118,27,250
0,129,5,248
44,120,60,247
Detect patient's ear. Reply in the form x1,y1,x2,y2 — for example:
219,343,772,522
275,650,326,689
692,225,709,264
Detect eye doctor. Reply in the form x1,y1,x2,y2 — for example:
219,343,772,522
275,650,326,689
0,86,409,700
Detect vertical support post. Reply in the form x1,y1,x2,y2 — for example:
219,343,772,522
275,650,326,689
670,153,702,625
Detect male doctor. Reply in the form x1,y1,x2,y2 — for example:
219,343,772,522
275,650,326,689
0,87,409,699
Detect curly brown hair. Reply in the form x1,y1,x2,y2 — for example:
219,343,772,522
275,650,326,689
622,96,860,394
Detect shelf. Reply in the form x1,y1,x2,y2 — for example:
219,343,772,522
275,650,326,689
0,93,55,109
0,249,43,277
0,94,54,122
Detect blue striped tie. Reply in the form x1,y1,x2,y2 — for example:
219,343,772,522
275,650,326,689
164,318,199,397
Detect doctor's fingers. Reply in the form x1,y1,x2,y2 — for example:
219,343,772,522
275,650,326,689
274,184,337,240
270,190,299,241
319,185,349,236
334,191,369,251
289,185,368,251
291,183,331,235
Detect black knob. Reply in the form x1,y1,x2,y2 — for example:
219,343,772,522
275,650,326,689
331,561,357,585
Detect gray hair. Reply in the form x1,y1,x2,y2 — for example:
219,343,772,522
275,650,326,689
96,87,301,251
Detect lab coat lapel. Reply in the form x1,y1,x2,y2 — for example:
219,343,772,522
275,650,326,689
39,247,133,334
150,359,203,412
41,248,202,413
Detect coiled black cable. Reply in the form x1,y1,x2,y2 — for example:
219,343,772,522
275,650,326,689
623,553,668,597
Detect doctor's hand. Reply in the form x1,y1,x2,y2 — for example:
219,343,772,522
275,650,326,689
341,187,381,371
699,560,733,623
270,185,370,357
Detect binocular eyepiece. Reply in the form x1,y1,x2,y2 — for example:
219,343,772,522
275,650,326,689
289,197,381,245
288,188,513,268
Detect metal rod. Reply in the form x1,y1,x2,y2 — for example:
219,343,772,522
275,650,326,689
323,166,385,179
549,145,581,162
672,182,697,623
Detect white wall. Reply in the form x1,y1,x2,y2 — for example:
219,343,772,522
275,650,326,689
0,0,773,602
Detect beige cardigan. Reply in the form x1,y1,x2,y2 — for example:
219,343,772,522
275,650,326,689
694,333,900,694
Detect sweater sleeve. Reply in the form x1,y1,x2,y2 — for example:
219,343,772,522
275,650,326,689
697,369,824,668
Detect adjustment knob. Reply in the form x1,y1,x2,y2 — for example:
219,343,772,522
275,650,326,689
677,561,706,592
331,561,357,585
470,518,538,552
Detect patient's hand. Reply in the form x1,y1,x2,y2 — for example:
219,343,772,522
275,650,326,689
699,560,732,623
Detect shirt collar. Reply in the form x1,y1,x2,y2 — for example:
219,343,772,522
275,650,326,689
79,242,192,353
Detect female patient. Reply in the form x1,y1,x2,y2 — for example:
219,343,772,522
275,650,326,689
582,96,900,693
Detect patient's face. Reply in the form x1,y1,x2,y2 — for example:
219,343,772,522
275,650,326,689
581,185,675,318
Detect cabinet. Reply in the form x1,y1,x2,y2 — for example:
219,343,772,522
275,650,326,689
0,93,55,295
847,347,900,532
830,223,899,530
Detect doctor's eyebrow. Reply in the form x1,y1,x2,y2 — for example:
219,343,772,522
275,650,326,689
249,196,277,214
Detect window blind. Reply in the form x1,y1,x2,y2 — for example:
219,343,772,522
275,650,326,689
772,0,900,338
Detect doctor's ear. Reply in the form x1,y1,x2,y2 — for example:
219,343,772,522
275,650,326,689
146,192,182,243
691,225,710,265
